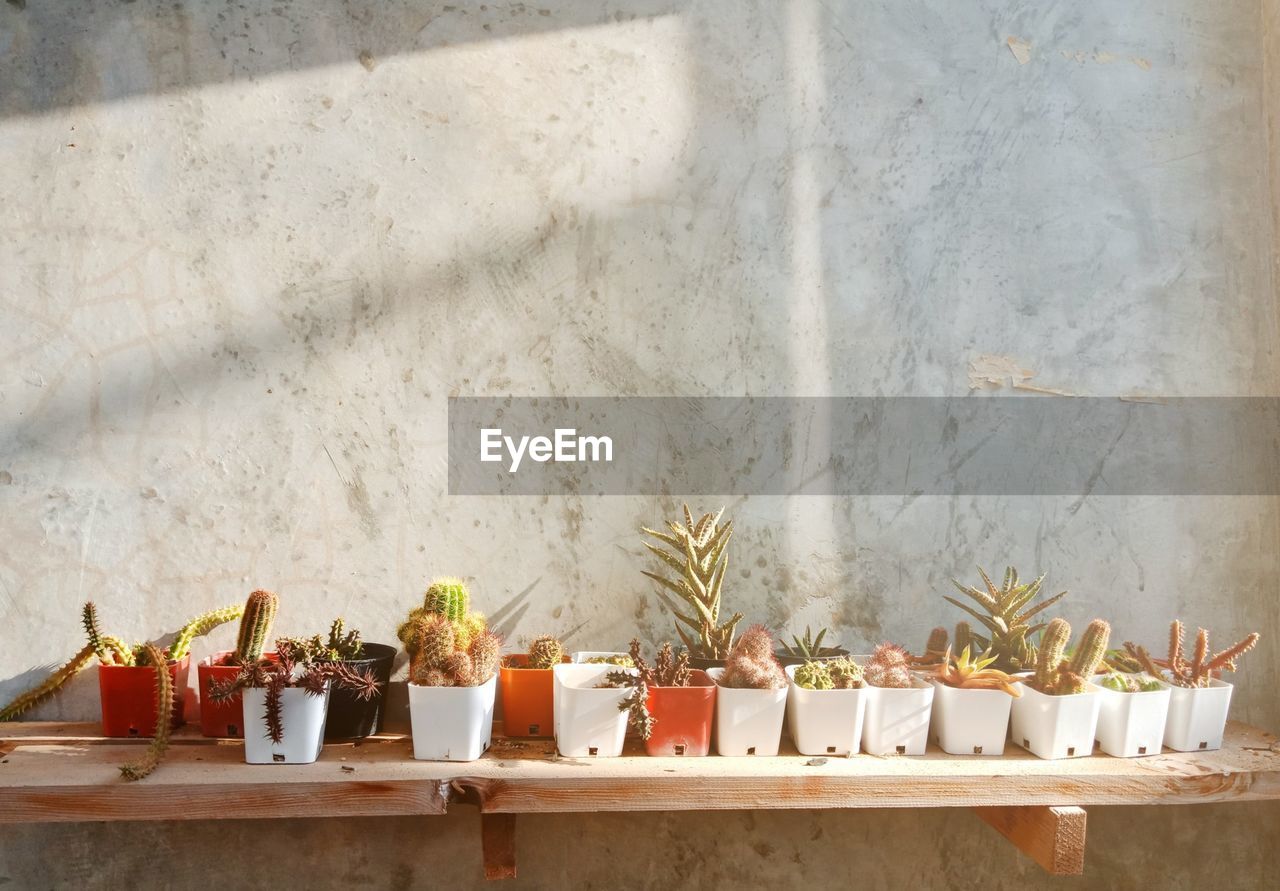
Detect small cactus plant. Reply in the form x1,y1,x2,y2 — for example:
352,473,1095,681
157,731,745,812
526,635,565,670
1124,621,1260,689
1030,618,1110,696
717,625,787,689
233,590,278,664
118,644,175,781
406,613,502,688
794,656,863,690
598,640,696,739
863,643,915,689
398,577,486,651
1098,672,1163,693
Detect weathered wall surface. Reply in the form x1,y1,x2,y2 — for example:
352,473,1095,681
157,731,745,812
1,1,1277,888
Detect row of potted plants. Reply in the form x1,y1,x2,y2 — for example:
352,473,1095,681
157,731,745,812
0,505,1261,772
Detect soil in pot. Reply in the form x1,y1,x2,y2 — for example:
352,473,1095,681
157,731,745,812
324,642,397,740
500,653,567,738
643,670,716,756
99,657,189,738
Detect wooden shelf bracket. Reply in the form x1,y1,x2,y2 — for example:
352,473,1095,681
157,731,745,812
973,805,1087,875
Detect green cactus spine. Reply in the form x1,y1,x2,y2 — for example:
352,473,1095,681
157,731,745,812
527,635,564,670
118,644,175,781
234,590,278,663
424,577,470,622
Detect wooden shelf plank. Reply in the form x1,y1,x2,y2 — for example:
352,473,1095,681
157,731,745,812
1,721,1278,823
974,805,1087,875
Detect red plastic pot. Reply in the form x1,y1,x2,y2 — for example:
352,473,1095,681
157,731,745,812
98,656,189,738
499,653,568,738
197,651,246,738
644,669,716,756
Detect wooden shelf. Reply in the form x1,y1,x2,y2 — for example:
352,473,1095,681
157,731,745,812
4,720,1279,879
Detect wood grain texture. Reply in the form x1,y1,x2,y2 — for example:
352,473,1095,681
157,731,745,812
482,813,518,880
1,721,1278,823
973,805,1087,875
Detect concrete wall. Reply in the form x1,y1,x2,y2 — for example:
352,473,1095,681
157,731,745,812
1,1,1277,887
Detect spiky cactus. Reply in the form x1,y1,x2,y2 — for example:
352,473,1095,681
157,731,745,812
1034,617,1071,692
718,625,786,689
424,577,471,621
946,566,1067,672
1125,621,1260,689
1033,618,1110,695
794,661,834,690
1069,620,1110,679
828,656,864,689
864,643,914,689
326,617,364,660
171,604,244,662
119,644,174,781
527,635,565,670
641,505,743,659
406,612,502,688
234,590,278,664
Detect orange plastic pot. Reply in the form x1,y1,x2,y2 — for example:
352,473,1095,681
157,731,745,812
499,654,567,737
98,657,189,738
644,670,716,756
198,651,246,738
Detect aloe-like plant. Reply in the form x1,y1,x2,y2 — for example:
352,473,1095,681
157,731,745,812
641,505,742,659
1124,621,1260,689
934,645,1022,697
945,566,1067,672
780,625,843,659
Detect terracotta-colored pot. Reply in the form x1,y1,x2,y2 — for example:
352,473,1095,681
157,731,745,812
499,654,568,738
644,670,716,756
198,651,247,738
99,657,189,738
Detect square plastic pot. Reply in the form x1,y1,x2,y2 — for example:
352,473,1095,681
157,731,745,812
644,670,716,756
1163,678,1233,752
707,667,788,756
1009,683,1100,760
1093,676,1171,757
553,663,633,757
784,665,866,756
99,657,190,738
198,652,246,738
408,674,497,761
500,654,568,738
242,685,330,764
929,680,1013,756
862,679,934,755
325,642,397,741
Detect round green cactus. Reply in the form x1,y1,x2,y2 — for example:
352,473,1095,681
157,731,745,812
794,661,834,690
424,577,471,622
527,635,565,669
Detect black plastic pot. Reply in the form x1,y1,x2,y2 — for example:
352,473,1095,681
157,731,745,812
774,648,851,668
687,655,727,672
324,642,397,740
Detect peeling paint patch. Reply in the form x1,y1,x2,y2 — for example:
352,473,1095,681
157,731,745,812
1006,36,1031,65
967,355,1075,396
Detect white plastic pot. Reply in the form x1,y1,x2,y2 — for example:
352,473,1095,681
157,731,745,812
862,679,934,755
1093,676,1171,757
1009,683,1100,760
242,685,330,764
707,667,788,756
784,665,865,756
1163,677,1233,752
553,663,633,757
408,675,496,761
929,680,1013,756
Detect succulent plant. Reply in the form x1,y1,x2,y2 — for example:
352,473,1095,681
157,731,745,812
1031,618,1110,696
794,656,864,690
863,643,915,689
1102,647,1145,674
945,566,1067,672
641,505,742,659
598,640,695,739
718,625,787,689
405,613,502,688
282,617,367,663
232,589,278,664
398,577,486,651
526,635,565,670
584,654,635,667
1098,672,1163,693
1124,621,1260,689
780,625,843,659
934,645,1023,697
211,638,380,743
118,644,175,781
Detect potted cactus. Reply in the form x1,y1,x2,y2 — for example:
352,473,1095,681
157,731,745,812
929,646,1022,755
944,566,1067,672
210,637,379,764
305,618,397,741
402,578,503,761
641,505,743,669
1092,671,1170,757
500,634,567,738
707,625,788,756
785,656,865,756
1010,618,1108,760
197,589,277,738
1125,621,1260,752
776,625,850,668
602,640,716,757
861,643,935,755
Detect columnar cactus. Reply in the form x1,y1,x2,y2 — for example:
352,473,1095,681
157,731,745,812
1034,618,1071,692
718,625,787,689
1033,618,1110,696
527,635,565,670
1125,620,1261,688
235,590,279,664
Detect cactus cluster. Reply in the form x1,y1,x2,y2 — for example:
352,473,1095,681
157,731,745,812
1124,621,1260,689
526,635,565,670
398,578,486,652
600,640,696,739
915,622,976,668
641,505,743,659
864,643,915,689
794,656,863,690
402,579,501,688
946,566,1067,672
718,625,786,690
1031,618,1110,696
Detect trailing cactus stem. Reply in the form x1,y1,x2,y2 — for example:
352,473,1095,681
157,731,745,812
0,643,97,721
119,644,174,781
170,604,244,661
